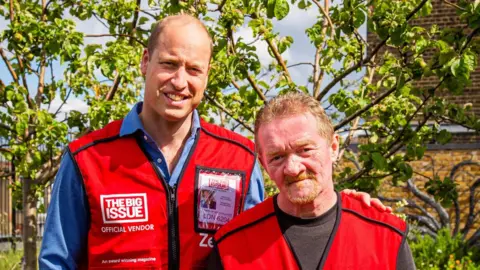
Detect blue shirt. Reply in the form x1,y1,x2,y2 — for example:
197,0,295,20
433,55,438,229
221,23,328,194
39,102,264,269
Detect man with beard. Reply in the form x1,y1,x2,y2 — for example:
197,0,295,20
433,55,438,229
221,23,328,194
210,92,415,269
39,14,388,269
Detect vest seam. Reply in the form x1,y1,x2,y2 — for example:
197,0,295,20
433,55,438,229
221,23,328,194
72,135,121,155
212,239,225,270
66,147,92,235
396,222,410,269
201,126,254,156
341,208,406,236
216,211,276,244
317,191,342,270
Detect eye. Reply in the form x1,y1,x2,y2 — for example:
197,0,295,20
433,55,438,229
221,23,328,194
299,147,314,154
269,155,283,163
160,61,175,67
188,67,202,73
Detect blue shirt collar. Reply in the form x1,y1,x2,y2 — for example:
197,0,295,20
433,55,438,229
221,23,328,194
119,102,201,137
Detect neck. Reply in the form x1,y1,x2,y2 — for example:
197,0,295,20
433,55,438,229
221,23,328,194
139,111,193,149
277,190,337,218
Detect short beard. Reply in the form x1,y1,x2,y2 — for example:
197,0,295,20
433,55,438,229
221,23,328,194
285,172,320,205
286,180,320,204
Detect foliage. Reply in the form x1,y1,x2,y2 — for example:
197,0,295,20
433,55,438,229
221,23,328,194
409,228,480,270
0,249,22,270
1,0,480,268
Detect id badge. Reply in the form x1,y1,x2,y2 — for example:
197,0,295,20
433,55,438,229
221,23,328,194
195,167,245,232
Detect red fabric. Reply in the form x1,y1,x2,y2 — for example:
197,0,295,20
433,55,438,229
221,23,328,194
69,119,255,269
215,193,407,270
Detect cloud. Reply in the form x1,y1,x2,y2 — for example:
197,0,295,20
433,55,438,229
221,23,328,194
47,96,89,117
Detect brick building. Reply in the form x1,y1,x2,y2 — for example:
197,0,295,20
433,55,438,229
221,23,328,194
364,0,479,238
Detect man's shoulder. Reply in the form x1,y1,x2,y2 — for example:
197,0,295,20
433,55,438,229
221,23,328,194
200,118,255,153
68,119,124,154
340,193,407,235
214,197,275,243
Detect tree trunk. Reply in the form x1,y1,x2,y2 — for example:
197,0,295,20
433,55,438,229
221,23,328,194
22,177,37,270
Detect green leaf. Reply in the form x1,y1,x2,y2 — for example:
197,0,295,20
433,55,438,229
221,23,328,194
353,9,365,28
436,129,452,144
267,0,276,18
274,0,289,20
371,152,388,170
450,58,461,77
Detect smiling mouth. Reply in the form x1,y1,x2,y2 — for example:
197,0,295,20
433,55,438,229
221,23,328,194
165,93,187,101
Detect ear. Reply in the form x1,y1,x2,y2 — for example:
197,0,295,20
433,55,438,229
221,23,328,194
141,49,150,76
330,134,340,161
204,63,211,89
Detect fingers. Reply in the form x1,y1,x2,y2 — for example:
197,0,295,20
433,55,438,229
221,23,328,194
370,198,392,213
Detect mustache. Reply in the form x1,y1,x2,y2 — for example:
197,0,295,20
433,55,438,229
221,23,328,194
285,171,316,185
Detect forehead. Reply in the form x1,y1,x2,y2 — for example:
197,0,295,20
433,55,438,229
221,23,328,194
153,23,211,60
258,113,322,150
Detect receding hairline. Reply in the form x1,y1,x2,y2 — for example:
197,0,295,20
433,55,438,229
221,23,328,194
147,14,213,56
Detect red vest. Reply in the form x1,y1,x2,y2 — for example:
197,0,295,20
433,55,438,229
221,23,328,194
68,119,256,269
214,193,408,270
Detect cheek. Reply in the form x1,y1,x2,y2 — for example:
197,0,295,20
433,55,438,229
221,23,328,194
305,153,331,173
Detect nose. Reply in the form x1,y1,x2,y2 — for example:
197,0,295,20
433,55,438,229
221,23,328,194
283,155,304,177
171,66,187,90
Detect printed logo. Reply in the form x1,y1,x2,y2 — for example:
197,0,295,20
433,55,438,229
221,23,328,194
100,193,148,224
208,177,229,190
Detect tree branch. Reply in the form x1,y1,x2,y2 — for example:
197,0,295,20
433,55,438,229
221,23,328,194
317,0,431,100
334,78,412,131
204,93,254,133
311,0,334,34
245,75,267,101
287,62,314,68
265,38,293,85
35,51,47,107
105,73,121,101
53,87,73,117
441,0,466,11
0,48,19,83
312,48,322,97
378,195,441,230
406,178,450,228
85,34,146,47
140,9,157,19
461,178,480,237
9,0,14,21
35,152,63,185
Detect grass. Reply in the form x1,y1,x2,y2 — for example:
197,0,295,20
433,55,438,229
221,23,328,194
0,249,23,270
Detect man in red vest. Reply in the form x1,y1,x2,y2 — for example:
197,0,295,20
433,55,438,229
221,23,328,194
39,13,391,270
211,92,416,269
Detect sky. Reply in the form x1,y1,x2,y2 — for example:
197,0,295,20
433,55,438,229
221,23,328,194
0,2,365,117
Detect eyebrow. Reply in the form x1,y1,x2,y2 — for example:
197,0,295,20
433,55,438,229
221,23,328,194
293,139,316,147
265,140,316,157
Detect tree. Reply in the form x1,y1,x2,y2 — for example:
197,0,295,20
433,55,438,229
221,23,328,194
1,0,479,268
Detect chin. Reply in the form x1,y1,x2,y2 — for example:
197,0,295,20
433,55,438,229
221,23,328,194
160,110,192,122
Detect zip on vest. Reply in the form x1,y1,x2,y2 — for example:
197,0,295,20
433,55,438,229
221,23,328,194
169,184,178,270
